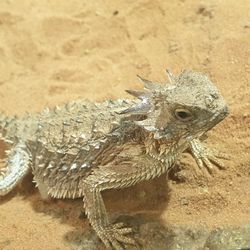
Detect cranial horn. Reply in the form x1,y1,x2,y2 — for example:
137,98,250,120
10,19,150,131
118,99,151,115
125,89,148,100
136,75,161,90
165,69,175,84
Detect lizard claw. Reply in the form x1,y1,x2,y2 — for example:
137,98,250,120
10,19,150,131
189,139,229,175
98,223,136,250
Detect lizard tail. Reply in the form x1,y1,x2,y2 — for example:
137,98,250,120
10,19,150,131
0,113,17,142
0,143,30,196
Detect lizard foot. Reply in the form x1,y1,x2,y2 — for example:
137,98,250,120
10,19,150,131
97,222,136,250
189,139,229,175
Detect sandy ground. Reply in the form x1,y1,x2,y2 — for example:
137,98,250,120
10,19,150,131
0,0,249,249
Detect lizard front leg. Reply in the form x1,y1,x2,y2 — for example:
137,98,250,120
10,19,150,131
83,177,135,250
188,138,228,174
82,156,146,249
82,143,181,249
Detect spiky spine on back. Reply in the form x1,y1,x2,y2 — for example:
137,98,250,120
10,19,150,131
0,99,138,143
0,97,181,199
1,99,136,198
28,116,147,199
28,113,181,200
0,98,141,198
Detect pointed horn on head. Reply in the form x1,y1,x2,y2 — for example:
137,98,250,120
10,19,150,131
165,69,175,84
136,75,161,90
118,99,151,115
125,89,148,100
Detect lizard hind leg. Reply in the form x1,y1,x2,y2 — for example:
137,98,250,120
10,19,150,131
0,142,30,196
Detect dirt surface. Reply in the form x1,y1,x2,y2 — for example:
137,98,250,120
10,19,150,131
0,0,249,249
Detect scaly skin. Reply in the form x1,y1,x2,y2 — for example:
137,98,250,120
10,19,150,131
0,70,229,249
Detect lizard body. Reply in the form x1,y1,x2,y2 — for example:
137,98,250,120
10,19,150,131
0,70,229,249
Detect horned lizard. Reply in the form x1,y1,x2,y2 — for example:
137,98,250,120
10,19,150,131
0,70,229,249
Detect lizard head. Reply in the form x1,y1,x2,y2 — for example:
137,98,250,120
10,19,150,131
121,70,229,140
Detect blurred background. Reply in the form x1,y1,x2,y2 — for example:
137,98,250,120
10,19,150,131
0,1,249,249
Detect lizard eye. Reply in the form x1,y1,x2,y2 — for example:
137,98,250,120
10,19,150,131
174,108,193,121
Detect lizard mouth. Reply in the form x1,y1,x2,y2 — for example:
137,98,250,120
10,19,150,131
183,105,229,140
211,105,229,127
155,105,229,141
198,105,229,137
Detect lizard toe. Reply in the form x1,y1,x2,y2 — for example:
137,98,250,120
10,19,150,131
98,223,136,250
